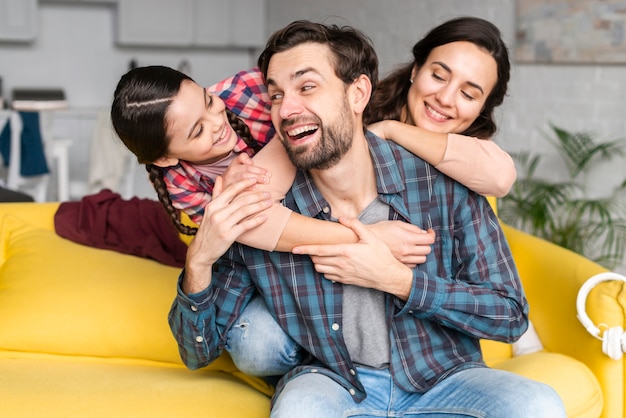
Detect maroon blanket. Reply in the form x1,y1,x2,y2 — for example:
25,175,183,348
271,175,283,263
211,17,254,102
54,189,187,267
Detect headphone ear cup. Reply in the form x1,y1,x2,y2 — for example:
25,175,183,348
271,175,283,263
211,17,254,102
602,326,625,360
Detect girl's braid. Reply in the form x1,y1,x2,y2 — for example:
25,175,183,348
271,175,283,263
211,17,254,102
147,164,198,236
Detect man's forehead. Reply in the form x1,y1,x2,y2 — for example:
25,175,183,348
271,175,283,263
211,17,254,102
267,43,332,81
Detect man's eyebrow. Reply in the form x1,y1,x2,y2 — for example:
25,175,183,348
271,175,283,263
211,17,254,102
433,61,484,94
266,67,320,88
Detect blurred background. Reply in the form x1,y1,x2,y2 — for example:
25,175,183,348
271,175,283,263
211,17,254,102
1,0,625,269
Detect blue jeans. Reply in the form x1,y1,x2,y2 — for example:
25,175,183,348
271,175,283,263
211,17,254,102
271,366,566,418
225,294,303,377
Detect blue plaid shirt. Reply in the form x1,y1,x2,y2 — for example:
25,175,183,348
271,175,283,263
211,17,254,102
168,132,528,403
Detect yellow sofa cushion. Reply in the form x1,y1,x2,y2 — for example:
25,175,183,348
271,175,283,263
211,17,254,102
0,211,273,397
0,212,184,362
0,351,270,418
489,351,603,418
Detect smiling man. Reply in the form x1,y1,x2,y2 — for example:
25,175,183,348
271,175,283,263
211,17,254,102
169,20,566,417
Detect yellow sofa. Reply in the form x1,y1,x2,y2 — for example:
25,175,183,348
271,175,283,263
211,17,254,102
0,202,272,418
0,201,621,417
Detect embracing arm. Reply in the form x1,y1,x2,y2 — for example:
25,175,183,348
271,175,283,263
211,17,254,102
233,137,434,261
295,188,528,343
400,191,528,342
168,177,269,369
368,120,516,197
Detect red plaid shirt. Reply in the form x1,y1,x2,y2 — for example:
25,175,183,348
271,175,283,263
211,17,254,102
162,68,274,224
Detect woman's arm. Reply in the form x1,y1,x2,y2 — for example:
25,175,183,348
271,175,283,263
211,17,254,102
368,120,516,197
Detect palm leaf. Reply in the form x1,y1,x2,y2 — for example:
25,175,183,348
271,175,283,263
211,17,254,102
547,124,625,178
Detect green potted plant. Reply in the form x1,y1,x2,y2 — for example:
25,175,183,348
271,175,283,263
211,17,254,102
498,124,626,269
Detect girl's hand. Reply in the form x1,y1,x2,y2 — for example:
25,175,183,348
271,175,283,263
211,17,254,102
366,221,435,267
222,153,271,190
183,176,271,294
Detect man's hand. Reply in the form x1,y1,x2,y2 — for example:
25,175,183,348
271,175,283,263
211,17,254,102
293,217,413,300
182,176,271,295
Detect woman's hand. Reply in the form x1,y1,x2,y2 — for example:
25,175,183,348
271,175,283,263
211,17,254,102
222,153,271,190
293,217,414,300
366,220,435,267
183,176,271,294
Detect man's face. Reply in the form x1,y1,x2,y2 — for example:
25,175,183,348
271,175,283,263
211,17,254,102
265,42,356,170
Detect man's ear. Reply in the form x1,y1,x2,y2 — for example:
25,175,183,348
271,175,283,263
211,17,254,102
152,155,179,168
351,74,372,114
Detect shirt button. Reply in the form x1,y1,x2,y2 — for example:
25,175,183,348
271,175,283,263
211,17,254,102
195,336,203,343
350,369,356,375
331,323,340,331
322,206,330,214
408,310,413,314
349,388,356,396
191,305,198,312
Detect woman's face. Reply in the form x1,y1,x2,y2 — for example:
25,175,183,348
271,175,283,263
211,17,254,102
156,80,238,167
406,41,498,135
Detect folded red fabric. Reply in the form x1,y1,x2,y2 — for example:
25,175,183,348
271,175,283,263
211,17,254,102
54,189,187,267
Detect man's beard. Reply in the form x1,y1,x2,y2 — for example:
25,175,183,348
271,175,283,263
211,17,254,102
280,99,354,171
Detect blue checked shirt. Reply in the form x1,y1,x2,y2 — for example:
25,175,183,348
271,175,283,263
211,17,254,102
168,132,528,403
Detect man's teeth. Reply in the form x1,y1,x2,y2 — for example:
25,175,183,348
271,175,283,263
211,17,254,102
287,125,317,137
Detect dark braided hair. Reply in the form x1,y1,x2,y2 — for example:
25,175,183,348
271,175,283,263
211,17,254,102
111,65,258,235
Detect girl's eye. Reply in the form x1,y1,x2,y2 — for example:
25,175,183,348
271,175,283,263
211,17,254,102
302,84,315,92
194,124,204,138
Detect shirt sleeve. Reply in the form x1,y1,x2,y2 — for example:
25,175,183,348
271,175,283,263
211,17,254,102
168,252,256,370
435,133,517,198
209,67,275,152
395,184,528,343
162,163,212,225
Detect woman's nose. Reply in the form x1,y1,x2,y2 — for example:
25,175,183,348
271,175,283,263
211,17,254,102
435,85,454,107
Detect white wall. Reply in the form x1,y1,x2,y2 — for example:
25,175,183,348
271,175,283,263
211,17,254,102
0,2,257,108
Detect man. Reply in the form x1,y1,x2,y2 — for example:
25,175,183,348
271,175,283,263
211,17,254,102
169,20,566,417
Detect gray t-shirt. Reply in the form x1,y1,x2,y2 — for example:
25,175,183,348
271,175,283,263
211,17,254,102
339,198,390,369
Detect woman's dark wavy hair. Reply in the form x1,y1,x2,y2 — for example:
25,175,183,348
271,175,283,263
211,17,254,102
111,65,258,235
365,16,510,139
258,19,379,131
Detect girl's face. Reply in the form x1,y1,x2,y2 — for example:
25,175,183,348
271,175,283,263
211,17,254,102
406,41,498,135
155,80,238,167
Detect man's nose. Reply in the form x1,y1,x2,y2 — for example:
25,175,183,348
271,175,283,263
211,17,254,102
278,93,303,119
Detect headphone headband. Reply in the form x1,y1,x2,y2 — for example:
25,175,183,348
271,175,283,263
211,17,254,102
577,272,626,359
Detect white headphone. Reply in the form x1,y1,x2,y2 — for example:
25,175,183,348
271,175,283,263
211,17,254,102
576,272,626,360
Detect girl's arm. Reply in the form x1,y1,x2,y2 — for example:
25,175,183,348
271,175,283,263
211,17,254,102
230,137,434,262
368,120,516,197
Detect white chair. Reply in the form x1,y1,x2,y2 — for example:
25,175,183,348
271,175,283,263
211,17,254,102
0,110,72,202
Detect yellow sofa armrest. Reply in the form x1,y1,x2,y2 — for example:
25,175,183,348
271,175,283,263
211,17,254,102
501,222,624,418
